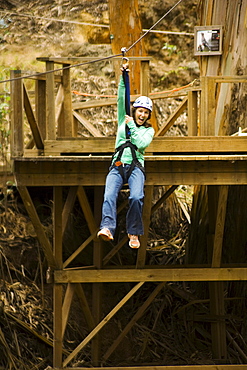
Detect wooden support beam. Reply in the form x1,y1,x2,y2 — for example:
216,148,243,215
53,186,63,368
17,185,56,268
212,185,228,267
62,283,75,338
62,65,74,137
208,185,228,361
73,111,103,137
14,155,247,186
92,186,104,365
56,366,247,370
62,186,78,235
151,185,178,214
77,186,97,233
55,267,247,283
63,282,144,367
209,281,227,360
56,84,64,135
102,282,165,362
46,61,56,140
23,84,44,150
137,185,153,268
187,90,198,136
10,70,24,157
35,79,46,140
63,230,98,268
155,97,188,136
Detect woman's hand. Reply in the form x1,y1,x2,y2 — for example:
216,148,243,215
125,115,133,124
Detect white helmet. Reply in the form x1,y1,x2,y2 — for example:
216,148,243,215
133,96,152,112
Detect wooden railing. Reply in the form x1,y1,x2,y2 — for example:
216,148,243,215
9,56,201,158
10,57,247,159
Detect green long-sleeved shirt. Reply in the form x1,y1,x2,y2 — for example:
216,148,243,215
112,75,154,167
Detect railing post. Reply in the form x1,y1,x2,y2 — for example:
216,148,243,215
46,61,56,140
10,70,24,157
188,90,198,136
35,79,46,140
62,64,75,137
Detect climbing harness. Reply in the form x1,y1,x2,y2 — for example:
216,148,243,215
109,58,146,183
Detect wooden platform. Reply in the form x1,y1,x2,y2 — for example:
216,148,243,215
9,62,247,369
14,136,247,186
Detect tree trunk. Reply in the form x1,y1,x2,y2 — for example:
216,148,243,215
198,0,247,135
108,0,147,94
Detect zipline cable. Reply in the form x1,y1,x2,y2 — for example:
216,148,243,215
126,0,184,53
0,0,185,84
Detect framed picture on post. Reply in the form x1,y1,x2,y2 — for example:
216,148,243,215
194,25,223,56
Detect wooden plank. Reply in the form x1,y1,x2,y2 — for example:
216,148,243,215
215,76,247,83
54,283,63,368
55,267,247,283
71,89,192,111
35,79,46,139
155,97,188,136
187,90,198,136
62,65,74,137
62,186,78,235
73,111,103,137
55,84,64,133
212,186,228,267
53,366,247,370
14,156,247,186
17,185,56,268
77,186,97,233
209,281,227,360
44,136,247,156
63,282,144,367
23,84,44,149
62,283,75,338
46,61,56,140
53,186,63,368
92,186,104,365
10,70,24,157
63,230,97,268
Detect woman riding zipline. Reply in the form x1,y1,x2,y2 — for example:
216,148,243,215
97,59,154,249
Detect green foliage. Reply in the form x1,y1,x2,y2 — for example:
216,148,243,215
162,42,179,56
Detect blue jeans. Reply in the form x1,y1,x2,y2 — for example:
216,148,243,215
100,165,145,236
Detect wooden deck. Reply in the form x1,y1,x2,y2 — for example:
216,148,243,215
9,58,247,369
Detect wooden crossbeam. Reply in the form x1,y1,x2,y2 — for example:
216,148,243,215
102,282,166,362
155,97,188,136
55,267,247,283
43,136,247,156
63,282,144,367
59,366,247,370
17,185,56,268
62,283,75,338
137,185,154,268
212,185,228,267
73,111,103,137
23,84,44,150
